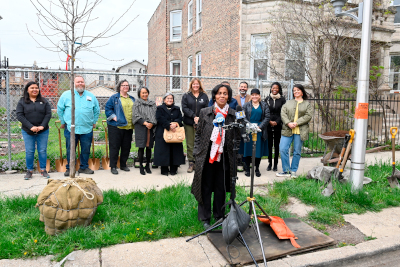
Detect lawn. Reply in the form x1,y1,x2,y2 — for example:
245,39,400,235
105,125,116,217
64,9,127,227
271,160,400,225
0,183,290,261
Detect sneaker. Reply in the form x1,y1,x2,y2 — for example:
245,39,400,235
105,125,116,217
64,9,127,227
40,170,50,179
276,172,291,177
291,172,297,178
78,168,94,174
64,169,70,177
24,170,33,180
187,162,195,173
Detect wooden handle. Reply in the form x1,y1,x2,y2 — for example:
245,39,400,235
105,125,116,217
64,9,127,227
55,120,63,160
92,135,95,160
336,134,351,169
104,123,109,156
340,135,354,172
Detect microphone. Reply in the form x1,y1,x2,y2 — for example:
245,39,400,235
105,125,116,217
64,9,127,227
213,113,225,135
236,106,250,142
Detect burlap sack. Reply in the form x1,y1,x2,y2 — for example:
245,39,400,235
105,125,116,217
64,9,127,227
36,177,103,235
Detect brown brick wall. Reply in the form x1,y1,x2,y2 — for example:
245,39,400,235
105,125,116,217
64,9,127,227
148,0,241,92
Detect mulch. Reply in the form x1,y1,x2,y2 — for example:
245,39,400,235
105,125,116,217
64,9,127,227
321,130,349,137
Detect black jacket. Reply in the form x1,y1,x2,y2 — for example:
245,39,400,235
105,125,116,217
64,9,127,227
264,95,286,130
16,97,52,135
153,104,186,167
181,92,209,126
243,101,270,141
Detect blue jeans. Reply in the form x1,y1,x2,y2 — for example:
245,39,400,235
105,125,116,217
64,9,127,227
64,128,93,170
279,134,303,173
21,129,49,171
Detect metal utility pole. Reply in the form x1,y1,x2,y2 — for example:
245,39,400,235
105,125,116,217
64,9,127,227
331,0,373,191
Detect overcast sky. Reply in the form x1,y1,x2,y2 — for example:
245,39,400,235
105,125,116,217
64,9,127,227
1,0,161,70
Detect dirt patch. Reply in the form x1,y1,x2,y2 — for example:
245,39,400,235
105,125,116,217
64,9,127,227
325,222,367,246
322,130,349,137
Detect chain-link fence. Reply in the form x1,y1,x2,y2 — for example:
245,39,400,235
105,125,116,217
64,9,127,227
0,69,292,172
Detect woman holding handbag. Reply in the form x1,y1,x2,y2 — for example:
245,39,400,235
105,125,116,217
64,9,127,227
153,93,185,176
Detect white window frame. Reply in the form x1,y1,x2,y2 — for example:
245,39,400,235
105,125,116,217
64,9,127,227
389,55,400,91
391,0,400,25
24,69,29,79
170,60,182,91
188,56,193,87
15,69,22,78
128,68,133,74
285,36,307,82
196,0,202,30
250,34,270,80
132,69,137,74
170,10,182,42
196,53,201,77
188,1,193,36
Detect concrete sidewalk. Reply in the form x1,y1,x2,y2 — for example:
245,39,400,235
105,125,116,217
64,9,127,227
1,151,400,266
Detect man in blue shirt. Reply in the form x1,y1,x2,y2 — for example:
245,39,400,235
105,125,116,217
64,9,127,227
57,76,100,176
208,81,238,110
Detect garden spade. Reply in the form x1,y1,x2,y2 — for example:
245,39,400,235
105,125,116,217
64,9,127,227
88,136,100,170
101,120,111,170
55,120,67,172
387,127,400,189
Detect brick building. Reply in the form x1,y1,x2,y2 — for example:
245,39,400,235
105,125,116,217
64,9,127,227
148,0,400,94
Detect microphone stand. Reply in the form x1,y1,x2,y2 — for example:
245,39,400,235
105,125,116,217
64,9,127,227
186,119,271,267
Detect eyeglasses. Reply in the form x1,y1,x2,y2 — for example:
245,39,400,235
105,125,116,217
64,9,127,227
121,85,130,87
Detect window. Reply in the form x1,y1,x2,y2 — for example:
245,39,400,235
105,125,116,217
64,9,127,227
128,68,133,74
24,69,29,79
285,37,306,81
251,35,269,80
170,10,182,41
196,53,201,76
107,75,111,81
170,60,181,90
188,1,193,36
392,0,400,24
196,0,202,30
99,76,104,85
132,69,137,74
15,69,22,78
188,56,193,76
132,84,137,91
390,55,400,90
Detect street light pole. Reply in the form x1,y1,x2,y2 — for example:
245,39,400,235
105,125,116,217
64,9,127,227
331,0,373,191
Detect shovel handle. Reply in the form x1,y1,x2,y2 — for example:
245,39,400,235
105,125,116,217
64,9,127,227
348,129,355,144
102,120,109,156
391,127,398,139
92,135,96,160
336,134,351,169
340,130,355,173
55,120,63,160
391,127,398,166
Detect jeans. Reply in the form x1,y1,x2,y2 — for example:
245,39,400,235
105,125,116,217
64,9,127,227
21,129,49,171
64,128,93,170
279,134,303,173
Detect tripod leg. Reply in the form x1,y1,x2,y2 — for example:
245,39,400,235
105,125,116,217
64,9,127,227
251,202,268,267
238,230,259,267
254,200,272,221
186,221,223,242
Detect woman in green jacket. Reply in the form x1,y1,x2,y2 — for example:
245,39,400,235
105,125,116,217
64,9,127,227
276,84,312,178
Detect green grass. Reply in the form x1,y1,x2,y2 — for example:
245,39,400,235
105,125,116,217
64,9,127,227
271,160,400,225
0,183,289,261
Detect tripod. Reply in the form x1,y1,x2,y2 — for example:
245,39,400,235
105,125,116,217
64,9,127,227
186,121,271,267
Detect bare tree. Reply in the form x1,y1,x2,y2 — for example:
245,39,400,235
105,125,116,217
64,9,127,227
248,0,386,128
29,0,137,177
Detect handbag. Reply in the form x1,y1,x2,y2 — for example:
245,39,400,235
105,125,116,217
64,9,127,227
163,124,185,143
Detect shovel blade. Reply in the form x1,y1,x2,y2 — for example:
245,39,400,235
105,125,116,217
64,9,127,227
37,160,51,172
55,159,67,173
88,158,100,170
387,176,400,189
102,157,110,170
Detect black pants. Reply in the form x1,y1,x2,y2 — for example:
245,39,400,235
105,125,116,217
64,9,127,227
138,147,152,166
108,125,133,168
267,125,282,166
245,157,261,169
198,151,228,222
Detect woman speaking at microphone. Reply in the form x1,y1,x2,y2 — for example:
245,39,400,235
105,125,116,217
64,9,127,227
191,84,240,229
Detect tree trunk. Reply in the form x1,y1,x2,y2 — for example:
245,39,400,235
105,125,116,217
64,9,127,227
70,44,76,178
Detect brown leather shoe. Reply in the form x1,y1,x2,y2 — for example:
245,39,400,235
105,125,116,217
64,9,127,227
187,162,195,173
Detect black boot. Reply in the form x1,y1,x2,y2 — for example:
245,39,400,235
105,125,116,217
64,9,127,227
273,159,278,172
255,166,261,177
140,164,146,175
267,161,272,171
245,165,250,177
145,164,152,174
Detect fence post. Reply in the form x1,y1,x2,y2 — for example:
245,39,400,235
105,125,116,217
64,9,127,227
6,69,11,171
